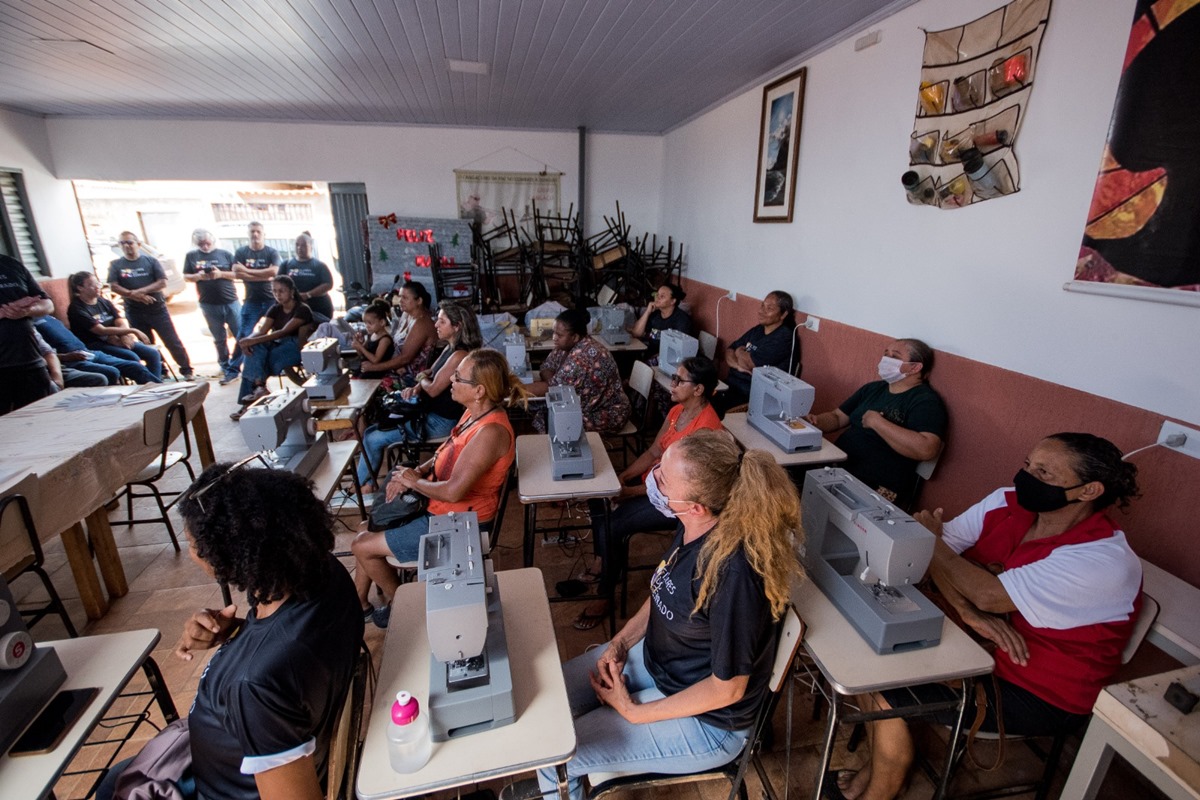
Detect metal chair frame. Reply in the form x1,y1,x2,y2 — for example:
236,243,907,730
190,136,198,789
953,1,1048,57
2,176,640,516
1,493,78,636
111,401,197,552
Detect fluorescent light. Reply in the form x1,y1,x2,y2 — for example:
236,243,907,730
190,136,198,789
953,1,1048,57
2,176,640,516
447,59,489,75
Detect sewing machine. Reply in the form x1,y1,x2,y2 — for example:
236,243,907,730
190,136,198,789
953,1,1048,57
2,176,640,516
300,337,351,401
503,332,534,383
590,306,630,346
547,385,594,480
657,329,698,376
0,574,67,755
747,366,821,452
417,511,515,741
799,467,943,654
239,388,330,478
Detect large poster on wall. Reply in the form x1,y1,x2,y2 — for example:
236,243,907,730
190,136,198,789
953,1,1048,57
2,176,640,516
1072,0,1200,297
454,170,560,237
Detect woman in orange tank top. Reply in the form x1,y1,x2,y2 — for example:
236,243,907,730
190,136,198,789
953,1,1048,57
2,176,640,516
350,349,528,628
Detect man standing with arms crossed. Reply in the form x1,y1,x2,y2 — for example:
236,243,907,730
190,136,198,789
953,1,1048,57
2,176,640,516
184,228,241,385
108,231,194,380
232,220,280,347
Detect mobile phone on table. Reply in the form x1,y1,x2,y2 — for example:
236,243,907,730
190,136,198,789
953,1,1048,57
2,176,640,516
8,687,100,756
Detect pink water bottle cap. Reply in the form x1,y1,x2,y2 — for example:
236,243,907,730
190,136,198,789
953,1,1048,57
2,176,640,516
391,691,420,725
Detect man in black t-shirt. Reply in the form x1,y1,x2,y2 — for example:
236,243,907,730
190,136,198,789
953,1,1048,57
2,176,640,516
108,232,193,379
0,254,55,413
232,221,281,340
278,233,335,320
805,337,948,507
184,228,242,384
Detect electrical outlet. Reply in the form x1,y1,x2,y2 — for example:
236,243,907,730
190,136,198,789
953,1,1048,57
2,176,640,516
1158,420,1200,461
804,316,820,332
725,290,737,302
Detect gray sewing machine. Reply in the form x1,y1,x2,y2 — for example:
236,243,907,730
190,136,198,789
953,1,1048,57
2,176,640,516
502,332,533,383
547,385,594,480
0,574,67,755
799,467,943,654
590,306,630,346
239,388,329,478
747,366,821,452
417,511,515,741
657,329,698,376
300,337,351,401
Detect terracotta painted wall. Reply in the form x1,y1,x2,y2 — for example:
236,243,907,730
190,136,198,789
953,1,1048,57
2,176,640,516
682,279,1200,589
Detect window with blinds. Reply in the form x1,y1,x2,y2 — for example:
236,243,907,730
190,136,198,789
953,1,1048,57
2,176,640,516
0,170,47,276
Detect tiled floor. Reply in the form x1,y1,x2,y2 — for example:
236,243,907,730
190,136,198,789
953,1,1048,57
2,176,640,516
13,352,1166,799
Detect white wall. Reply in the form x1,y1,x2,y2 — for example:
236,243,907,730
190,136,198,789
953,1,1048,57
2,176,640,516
0,108,93,277
45,119,663,241
661,0,1199,426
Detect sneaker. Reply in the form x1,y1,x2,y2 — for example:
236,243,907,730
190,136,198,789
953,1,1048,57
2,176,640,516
370,604,392,629
239,386,269,405
219,371,239,386
229,407,247,422
180,371,196,382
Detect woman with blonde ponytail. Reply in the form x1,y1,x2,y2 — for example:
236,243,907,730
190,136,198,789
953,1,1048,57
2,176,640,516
535,429,802,800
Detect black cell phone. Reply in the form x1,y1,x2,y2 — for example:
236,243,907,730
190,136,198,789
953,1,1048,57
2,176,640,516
8,687,100,756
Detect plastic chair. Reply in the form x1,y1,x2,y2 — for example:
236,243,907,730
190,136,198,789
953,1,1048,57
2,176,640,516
588,604,805,800
605,360,656,467
111,402,197,551
942,593,1160,800
1,492,78,637
903,444,944,512
699,330,718,360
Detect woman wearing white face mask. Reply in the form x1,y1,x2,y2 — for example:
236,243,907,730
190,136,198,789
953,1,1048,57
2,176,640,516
804,338,947,507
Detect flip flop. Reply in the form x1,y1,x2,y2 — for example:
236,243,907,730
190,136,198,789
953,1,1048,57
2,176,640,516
572,608,607,631
820,770,854,800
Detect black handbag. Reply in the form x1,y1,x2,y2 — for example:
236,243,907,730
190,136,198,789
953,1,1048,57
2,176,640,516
367,488,428,532
376,390,428,431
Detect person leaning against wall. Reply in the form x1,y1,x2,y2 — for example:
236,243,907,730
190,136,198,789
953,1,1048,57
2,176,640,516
804,337,947,508
714,290,799,415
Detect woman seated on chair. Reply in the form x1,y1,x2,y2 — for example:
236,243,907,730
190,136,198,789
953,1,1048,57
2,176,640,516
572,355,723,631
837,433,1142,800
97,464,363,800
67,271,164,382
360,281,438,386
536,430,800,800
528,307,630,434
630,282,692,360
231,275,313,417
352,349,526,628
714,290,798,415
355,301,482,492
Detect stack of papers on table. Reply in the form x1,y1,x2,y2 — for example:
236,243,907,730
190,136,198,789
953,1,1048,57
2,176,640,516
55,388,127,409
122,383,191,405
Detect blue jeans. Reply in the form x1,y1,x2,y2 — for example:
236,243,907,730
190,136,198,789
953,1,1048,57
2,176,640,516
537,641,749,800
383,513,434,562
355,413,458,485
200,300,243,373
238,298,273,340
63,365,114,386
98,342,164,381
238,337,301,400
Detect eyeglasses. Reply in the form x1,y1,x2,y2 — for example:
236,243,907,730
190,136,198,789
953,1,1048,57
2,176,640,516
118,240,138,246
181,453,269,514
669,375,695,387
450,372,477,385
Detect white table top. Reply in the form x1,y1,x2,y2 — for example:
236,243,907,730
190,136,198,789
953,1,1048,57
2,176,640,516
310,378,382,411
356,568,576,800
723,413,847,467
792,578,994,695
0,383,209,540
0,629,161,800
516,432,622,503
1141,560,1200,665
309,439,362,504
1092,665,1200,796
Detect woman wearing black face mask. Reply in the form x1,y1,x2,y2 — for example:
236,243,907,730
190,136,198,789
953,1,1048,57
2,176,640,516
833,433,1143,800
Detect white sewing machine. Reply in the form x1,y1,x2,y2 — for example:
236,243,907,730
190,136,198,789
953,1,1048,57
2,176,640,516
589,305,630,346
547,385,594,480
502,332,534,383
747,366,821,452
799,467,943,654
657,329,698,376
300,337,351,401
239,388,329,478
417,512,515,741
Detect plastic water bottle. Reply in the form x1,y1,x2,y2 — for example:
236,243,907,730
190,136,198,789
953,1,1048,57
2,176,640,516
387,691,432,773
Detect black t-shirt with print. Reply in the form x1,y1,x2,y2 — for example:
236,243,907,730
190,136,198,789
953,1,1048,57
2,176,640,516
183,248,237,305
645,306,693,356
727,323,797,394
234,245,281,303
279,259,334,318
68,297,121,348
107,255,167,309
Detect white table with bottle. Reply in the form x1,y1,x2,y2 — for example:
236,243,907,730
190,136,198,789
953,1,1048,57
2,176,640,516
356,567,576,800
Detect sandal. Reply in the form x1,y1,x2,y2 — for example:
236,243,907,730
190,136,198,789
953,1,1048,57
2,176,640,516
820,771,851,800
572,606,608,631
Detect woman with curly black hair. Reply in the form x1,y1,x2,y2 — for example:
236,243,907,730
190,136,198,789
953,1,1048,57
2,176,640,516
100,462,363,800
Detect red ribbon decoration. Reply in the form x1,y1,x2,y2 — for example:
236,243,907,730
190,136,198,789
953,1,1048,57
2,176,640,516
377,213,398,229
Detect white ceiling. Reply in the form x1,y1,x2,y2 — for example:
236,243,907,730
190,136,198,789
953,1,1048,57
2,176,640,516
0,0,907,134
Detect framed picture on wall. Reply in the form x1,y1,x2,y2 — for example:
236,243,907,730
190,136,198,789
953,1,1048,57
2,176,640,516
753,67,807,222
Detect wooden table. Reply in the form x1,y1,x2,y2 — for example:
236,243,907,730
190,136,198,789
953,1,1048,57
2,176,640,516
722,412,847,467
792,579,994,800
0,629,176,800
1060,665,1200,800
0,384,212,619
356,568,576,800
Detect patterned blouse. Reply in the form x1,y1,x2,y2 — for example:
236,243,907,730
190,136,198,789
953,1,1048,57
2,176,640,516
538,336,631,434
